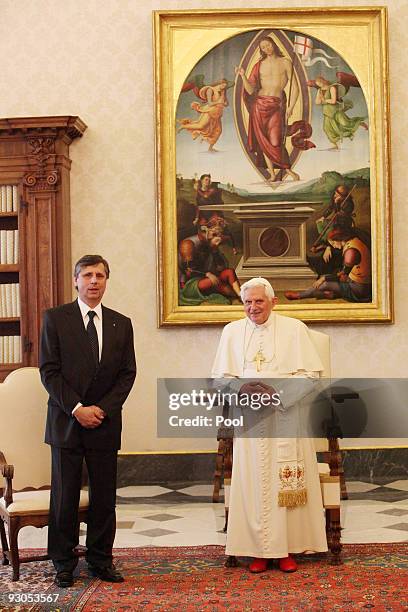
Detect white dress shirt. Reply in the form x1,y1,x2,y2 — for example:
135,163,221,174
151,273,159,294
72,298,103,415
77,297,103,360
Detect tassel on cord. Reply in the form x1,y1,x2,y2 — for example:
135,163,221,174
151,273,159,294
278,489,307,508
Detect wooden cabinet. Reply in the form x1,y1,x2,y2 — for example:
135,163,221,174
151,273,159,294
0,116,87,381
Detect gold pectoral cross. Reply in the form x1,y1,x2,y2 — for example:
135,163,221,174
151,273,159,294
253,350,266,372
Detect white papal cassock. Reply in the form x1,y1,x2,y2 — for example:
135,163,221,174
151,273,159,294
212,313,328,558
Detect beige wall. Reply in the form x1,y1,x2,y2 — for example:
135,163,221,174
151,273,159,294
1,0,406,452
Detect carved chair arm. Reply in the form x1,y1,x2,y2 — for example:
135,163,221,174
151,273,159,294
0,455,14,507
0,451,6,498
325,437,341,477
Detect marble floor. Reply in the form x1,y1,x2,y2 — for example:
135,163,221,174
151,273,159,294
15,478,408,550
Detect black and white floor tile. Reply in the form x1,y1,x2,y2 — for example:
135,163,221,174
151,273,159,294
16,480,408,549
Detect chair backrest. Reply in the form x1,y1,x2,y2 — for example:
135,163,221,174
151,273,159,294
307,328,331,378
306,328,332,453
0,367,50,490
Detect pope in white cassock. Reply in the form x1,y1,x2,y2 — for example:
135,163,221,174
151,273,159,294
211,277,328,573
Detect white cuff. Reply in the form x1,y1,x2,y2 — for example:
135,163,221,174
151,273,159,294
72,402,83,416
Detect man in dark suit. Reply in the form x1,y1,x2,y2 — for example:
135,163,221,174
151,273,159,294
40,254,136,588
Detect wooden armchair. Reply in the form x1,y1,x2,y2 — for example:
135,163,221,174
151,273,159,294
0,368,89,581
213,329,344,566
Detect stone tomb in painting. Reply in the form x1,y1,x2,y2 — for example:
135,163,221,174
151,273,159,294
202,201,322,291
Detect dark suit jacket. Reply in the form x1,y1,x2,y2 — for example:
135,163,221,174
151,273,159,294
40,300,136,450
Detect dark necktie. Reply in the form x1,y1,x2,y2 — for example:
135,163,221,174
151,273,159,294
87,311,99,366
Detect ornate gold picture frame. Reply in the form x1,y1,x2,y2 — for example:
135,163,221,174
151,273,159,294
154,7,392,326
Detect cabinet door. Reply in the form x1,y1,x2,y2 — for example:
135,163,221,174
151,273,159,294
22,182,59,366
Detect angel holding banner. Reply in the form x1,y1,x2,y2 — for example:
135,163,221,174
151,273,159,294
292,36,368,149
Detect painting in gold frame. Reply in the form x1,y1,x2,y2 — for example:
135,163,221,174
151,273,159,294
154,7,392,326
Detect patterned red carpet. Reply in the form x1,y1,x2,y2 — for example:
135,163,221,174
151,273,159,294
0,544,407,611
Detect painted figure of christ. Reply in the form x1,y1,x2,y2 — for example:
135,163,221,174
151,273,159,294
236,35,300,182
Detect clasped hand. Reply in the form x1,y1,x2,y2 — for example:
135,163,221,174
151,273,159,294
239,381,278,407
74,405,105,429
